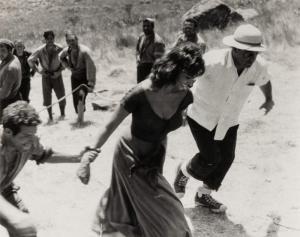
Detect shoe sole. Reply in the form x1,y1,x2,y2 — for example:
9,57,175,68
195,201,227,213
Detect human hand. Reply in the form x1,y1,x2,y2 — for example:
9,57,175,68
87,82,95,93
52,71,62,78
41,70,53,77
30,69,36,77
77,148,100,184
259,99,274,115
77,162,91,185
6,212,37,237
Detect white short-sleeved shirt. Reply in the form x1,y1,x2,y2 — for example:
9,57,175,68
187,48,270,140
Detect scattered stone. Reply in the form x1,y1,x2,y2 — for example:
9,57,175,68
91,101,116,111
108,68,126,77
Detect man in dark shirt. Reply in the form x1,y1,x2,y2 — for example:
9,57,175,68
59,31,96,125
136,18,165,83
13,40,35,103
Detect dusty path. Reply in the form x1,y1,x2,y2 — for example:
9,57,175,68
1,46,300,237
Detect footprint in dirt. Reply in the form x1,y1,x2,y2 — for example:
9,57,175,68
185,206,250,237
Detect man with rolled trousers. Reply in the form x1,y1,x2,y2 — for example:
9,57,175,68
28,30,66,123
59,30,96,125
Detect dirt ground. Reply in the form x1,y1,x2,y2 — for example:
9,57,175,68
0,46,300,237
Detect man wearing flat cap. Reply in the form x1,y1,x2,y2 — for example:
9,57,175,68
136,18,165,83
174,24,275,213
28,30,66,123
0,39,22,120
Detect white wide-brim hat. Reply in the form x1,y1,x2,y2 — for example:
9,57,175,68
223,24,266,52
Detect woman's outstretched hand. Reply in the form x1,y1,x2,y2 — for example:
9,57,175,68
76,148,100,184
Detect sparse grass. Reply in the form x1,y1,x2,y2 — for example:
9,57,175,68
0,0,299,65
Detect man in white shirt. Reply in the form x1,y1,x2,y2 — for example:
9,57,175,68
174,24,274,213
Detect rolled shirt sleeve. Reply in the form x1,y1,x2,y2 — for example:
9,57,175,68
27,48,40,69
58,48,71,69
29,138,53,164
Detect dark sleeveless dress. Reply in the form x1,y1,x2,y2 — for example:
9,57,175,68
92,83,194,237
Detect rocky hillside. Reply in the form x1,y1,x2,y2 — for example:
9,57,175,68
0,0,299,50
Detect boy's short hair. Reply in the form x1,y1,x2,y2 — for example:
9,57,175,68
2,101,41,135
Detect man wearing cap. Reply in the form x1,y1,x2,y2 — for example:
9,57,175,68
136,18,165,83
13,40,36,103
0,101,82,237
0,39,22,120
174,24,275,213
59,31,96,125
173,18,206,54
28,30,66,123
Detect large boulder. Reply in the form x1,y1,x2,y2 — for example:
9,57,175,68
182,0,244,30
236,8,259,21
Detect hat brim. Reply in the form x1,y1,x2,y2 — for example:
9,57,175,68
223,35,266,52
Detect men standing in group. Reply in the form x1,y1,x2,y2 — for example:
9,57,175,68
0,39,22,119
136,18,165,83
174,24,275,213
13,40,36,103
28,30,66,123
59,31,96,125
173,18,206,54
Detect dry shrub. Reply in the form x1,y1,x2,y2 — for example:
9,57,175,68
115,32,137,49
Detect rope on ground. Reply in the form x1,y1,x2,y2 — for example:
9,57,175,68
38,84,119,114
266,215,300,232
254,214,300,232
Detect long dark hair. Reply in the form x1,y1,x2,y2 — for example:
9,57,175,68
150,42,205,88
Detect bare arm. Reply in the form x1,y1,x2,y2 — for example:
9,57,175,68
33,147,81,164
27,49,40,72
259,81,274,114
0,196,36,237
58,48,71,70
0,195,20,222
43,152,81,163
93,104,129,150
76,104,129,184
136,36,141,63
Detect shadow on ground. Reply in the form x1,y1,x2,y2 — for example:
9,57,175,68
70,120,95,129
185,206,250,237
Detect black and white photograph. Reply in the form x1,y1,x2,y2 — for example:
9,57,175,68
0,0,299,236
